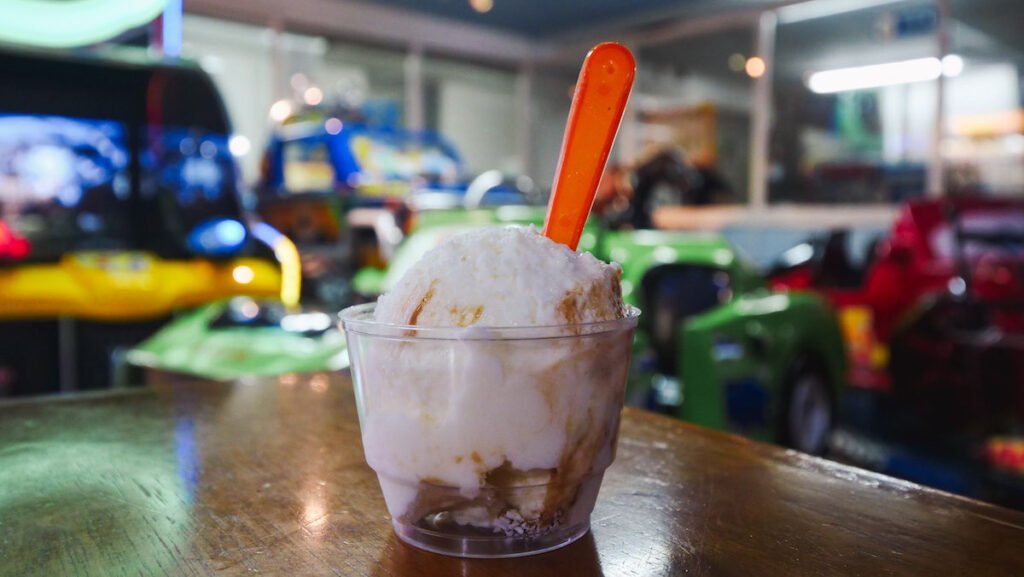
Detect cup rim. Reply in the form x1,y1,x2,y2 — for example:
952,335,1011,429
338,302,640,340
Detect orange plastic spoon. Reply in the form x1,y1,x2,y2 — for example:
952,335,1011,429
543,42,636,250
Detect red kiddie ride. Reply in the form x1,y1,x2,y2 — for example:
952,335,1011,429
770,197,1024,439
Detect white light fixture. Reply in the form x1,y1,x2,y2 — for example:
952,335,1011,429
325,117,343,135
228,135,251,157
290,73,309,92
269,99,293,122
941,54,964,77
745,56,766,79
232,265,255,285
469,0,493,13
304,86,324,106
778,0,897,24
806,55,964,94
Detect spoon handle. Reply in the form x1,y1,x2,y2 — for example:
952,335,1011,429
543,43,636,250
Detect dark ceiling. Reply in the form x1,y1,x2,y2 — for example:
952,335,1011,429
623,0,1024,80
340,0,1024,81
346,0,1024,53
346,0,776,39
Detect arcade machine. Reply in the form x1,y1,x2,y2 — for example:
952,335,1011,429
0,46,297,396
258,105,527,304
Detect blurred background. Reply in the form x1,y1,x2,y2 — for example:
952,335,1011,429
1,0,1023,509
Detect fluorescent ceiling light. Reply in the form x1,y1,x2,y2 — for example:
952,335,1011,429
941,54,964,77
777,0,897,24
806,55,963,94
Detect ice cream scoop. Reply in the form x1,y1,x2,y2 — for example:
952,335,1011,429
374,225,625,328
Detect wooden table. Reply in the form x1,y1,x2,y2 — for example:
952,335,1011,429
1,375,1023,576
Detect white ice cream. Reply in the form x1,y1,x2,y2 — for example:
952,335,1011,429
374,225,625,327
355,225,633,534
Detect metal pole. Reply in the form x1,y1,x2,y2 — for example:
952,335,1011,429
515,64,535,178
270,18,286,101
618,41,639,168
928,0,951,197
404,45,425,132
619,95,639,168
749,10,777,209
161,0,183,58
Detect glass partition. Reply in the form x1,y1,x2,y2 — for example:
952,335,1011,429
770,1,940,204
635,25,756,204
943,0,1024,196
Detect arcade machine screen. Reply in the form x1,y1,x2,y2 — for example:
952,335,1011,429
141,128,249,258
348,130,459,198
0,114,130,261
283,140,335,194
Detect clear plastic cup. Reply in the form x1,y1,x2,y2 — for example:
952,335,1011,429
340,302,639,558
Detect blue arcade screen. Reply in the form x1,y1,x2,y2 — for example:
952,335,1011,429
142,128,243,226
0,114,131,259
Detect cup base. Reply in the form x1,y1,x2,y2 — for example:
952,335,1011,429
392,518,590,559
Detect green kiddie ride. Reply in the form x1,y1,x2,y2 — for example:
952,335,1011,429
126,297,349,381
353,205,846,454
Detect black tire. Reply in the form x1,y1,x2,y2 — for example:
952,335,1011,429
779,357,834,455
